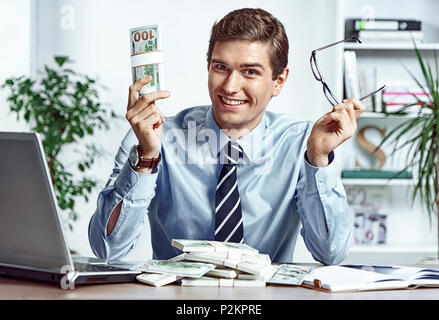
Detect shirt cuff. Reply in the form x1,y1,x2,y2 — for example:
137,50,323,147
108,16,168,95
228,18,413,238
303,151,341,195
115,160,158,201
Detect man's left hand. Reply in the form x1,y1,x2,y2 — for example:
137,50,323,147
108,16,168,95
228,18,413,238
306,98,366,167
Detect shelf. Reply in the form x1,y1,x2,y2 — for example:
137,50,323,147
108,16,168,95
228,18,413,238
344,42,439,51
350,244,436,253
359,111,420,119
342,178,414,186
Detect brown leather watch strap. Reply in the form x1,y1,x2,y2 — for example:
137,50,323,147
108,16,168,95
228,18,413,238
138,152,161,169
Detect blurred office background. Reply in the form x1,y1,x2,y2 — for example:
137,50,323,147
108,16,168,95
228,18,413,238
1,0,438,264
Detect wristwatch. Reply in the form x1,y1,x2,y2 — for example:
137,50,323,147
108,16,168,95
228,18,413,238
128,145,161,170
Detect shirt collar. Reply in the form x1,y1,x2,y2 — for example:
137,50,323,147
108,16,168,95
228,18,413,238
204,106,267,163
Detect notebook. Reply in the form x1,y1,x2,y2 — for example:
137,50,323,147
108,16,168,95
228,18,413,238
302,264,439,292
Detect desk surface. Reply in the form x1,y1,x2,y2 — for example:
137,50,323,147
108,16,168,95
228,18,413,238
1,275,438,300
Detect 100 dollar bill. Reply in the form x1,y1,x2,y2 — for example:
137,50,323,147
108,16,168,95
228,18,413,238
268,264,315,286
130,24,164,95
137,260,215,278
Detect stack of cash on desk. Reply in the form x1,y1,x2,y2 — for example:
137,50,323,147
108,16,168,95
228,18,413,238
135,239,314,287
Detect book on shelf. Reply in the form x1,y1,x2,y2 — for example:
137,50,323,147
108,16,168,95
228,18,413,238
344,50,378,111
383,86,430,102
302,264,439,293
342,169,412,179
382,86,432,114
384,102,433,114
346,18,422,32
344,50,360,99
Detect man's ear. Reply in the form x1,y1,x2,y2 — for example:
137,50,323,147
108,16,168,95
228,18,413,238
207,62,210,72
272,67,289,97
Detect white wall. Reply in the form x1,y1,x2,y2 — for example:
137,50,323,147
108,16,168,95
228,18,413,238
0,0,31,131
6,0,342,262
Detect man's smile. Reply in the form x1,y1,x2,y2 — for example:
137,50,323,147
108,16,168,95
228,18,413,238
218,95,249,109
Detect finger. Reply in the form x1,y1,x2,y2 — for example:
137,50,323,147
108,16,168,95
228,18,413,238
341,101,356,122
138,112,163,132
131,76,152,92
129,103,164,126
148,103,165,124
126,90,169,119
330,109,356,136
129,104,156,125
326,110,343,123
343,98,366,118
128,76,153,109
328,109,352,129
332,103,352,121
156,105,165,124
141,90,171,105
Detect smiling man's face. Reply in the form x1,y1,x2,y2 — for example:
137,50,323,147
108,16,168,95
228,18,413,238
208,39,288,137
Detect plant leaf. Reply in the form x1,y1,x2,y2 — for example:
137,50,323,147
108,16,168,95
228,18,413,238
54,56,69,67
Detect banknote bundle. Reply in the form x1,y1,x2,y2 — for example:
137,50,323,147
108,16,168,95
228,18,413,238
134,239,315,287
130,24,164,95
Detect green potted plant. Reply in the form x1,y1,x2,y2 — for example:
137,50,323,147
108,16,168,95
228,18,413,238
380,44,439,262
1,56,119,230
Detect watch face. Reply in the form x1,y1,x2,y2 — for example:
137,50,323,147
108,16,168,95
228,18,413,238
129,146,139,168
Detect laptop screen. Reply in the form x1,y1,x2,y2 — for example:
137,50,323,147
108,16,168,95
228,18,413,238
0,132,72,271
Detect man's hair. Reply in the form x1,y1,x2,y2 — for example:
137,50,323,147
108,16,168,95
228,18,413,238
207,8,289,80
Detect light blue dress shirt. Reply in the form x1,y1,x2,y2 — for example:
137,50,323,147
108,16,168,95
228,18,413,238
88,105,353,264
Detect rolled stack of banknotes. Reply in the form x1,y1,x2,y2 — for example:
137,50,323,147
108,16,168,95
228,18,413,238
135,239,315,287
130,24,164,95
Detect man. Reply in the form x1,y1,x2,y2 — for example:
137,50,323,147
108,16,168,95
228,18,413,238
88,8,364,265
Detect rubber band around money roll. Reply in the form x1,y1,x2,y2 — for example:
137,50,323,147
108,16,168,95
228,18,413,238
131,50,163,68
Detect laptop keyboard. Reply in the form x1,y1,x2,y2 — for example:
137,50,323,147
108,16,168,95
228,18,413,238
73,262,132,273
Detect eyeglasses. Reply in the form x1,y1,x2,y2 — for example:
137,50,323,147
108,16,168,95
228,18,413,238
310,37,385,106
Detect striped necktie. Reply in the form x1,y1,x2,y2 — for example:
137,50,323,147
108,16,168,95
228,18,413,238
214,141,243,243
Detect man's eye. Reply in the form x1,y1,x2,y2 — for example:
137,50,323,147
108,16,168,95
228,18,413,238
216,64,227,71
244,69,258,76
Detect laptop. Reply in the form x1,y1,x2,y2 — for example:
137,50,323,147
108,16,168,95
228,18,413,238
0,131,141,288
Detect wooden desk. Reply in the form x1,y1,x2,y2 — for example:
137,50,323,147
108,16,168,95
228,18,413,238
1,275,438,300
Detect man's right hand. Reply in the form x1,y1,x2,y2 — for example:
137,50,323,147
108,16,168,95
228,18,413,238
126,76,170,160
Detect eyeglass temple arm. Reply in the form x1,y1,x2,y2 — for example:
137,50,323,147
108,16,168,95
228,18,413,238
314,37,361,52
359,85,386,101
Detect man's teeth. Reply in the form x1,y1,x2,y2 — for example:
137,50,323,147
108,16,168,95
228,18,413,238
221,97,246,105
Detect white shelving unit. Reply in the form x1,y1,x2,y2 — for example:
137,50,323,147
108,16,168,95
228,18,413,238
360,111,420,119
344,42,439,51
335,0,439,265
349,244,436,253
341,178,414,186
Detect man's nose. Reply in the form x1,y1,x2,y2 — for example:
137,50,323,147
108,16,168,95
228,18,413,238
222,71,241,95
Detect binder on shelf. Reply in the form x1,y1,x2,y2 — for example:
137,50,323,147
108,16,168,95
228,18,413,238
342,169,412,179
346,18,422,33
